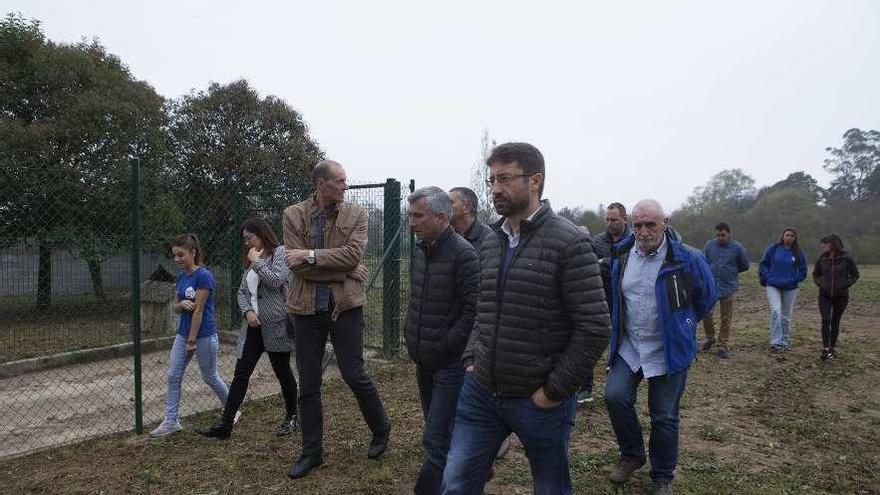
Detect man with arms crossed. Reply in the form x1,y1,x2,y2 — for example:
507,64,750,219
283,159,391,479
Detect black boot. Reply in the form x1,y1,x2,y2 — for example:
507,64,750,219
197,416,233,440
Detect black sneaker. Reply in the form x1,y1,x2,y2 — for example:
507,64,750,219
276,416,298,437
576,390,594,407
702,339,715,352
716,346,730,359
828,347,838,359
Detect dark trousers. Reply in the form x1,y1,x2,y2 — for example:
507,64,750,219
578,366,594,395
415,362,465,495
222,326,297,424
819,293,849,349
294,307,389,457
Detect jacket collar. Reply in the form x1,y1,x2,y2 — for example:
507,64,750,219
416,225,455,254
464,219,485,243
491,200,553,234
617,230,683,265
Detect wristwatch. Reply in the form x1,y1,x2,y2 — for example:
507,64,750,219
306,249,316,264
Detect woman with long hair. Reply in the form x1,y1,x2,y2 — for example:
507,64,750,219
812,234,860,360
758,228,808,351
150,234,229,437
198,217,298,439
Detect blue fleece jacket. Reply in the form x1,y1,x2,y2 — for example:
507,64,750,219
759,243,807,291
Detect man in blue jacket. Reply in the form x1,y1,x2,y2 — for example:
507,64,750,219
604,199,716,495
701,222,749,359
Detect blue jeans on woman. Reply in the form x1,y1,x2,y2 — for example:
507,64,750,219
604,356,688,483
766,286,798,349
164,333,229,423
440,373,576,495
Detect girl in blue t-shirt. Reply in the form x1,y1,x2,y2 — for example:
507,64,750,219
150,234,230,437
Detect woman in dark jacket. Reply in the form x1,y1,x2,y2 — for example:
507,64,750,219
198,217,298,439
813,234,860,360
759,228,808,351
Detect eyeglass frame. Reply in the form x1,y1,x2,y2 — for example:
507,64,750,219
485,172,538,187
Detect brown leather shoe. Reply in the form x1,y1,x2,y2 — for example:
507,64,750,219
609,457,646,483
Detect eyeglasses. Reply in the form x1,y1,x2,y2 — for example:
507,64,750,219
632,221,659,231
485,173,535,187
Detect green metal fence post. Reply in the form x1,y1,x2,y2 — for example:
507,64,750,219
382,178,401,358
130,157,143,435
230,190,244,331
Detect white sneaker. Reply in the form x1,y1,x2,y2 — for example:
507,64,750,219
149,419,182,437
233,410,242,425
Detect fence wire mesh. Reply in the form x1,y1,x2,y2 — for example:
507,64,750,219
0,160,411,458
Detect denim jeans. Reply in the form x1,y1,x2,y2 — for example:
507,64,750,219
293,307,389,457
415,363,465,495
604,356,688,482
766,287,798,348
440,373,576,495
164,333,229,422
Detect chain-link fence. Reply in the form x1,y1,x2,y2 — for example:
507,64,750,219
0,158,412,458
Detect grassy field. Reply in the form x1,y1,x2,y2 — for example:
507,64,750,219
1,265,878,494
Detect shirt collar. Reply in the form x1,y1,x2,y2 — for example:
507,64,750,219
501,202,543,238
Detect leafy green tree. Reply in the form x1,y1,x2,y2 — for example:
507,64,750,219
683,168,757,214
0,13,168,305
166,79,323,264
824,128,880,202
758,172,824,204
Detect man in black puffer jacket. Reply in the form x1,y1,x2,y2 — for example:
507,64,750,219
404,186,480,495
441,143,610,495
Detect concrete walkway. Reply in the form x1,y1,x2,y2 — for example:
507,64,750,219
0,343,335,458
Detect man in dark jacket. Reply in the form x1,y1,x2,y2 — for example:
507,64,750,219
576,202,631,406
405,186,480,495
604,199,717,495
701,222,749,358
440,142,610,495
449,186,491,250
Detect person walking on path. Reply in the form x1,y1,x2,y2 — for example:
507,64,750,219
283,159,390,480
812,234,859,360
150,234,229,437
759,228,808,352
406,186,480,495
603,199,716,495
440,142,610,495
701,222,749,359
197,218,298,440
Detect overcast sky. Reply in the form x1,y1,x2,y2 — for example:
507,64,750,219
8,0,880,213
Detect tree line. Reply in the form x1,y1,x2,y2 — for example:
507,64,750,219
1,14,323,307
559,128,880,264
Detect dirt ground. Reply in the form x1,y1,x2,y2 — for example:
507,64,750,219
0,342,318,458
1,267,879,494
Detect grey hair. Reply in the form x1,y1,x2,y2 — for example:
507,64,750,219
449,187,479,216
632,199,665,218
407,186,452,218
312,159,343,184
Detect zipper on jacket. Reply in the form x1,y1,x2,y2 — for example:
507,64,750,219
489,227,530,391
416,247,431,365
672,273,682,308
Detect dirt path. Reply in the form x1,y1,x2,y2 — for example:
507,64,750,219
0,344,336,458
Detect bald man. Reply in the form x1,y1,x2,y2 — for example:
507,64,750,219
603,199,716,495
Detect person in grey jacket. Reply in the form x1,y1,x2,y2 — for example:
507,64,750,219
441,142,610,495
701,222,749,358
198,217,298,439
406,186,480,495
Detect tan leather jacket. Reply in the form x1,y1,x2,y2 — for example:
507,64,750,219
283,196,367,320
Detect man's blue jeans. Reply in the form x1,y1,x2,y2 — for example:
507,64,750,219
414,363,465,495
604,356,688,483
440,373,576,495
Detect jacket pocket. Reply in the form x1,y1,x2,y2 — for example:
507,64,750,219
664,270,693,311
